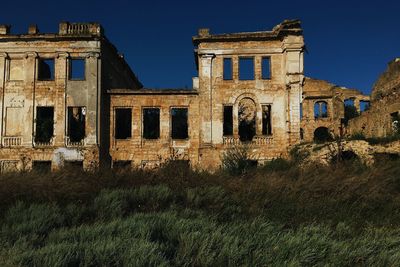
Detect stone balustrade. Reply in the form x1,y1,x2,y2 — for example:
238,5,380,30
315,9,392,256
2,136,22,147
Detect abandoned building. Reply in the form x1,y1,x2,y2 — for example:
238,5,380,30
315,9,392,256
348,58,400,138
0,20,393,172
301,78,369,143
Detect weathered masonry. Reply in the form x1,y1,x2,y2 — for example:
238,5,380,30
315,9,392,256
0,23,141,172
109,20,305,170
0,20,378,172
301,78,369,143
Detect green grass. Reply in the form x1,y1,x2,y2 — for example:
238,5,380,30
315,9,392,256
1,159,400,266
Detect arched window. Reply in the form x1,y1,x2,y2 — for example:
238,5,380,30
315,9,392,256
238,98,256,142
314,101,328,118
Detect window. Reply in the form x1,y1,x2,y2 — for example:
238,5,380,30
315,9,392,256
9,59,23,81
223,106,233,136
67,107,86,142
314,101,328,118
37,58,55,80
69,58,85,80
113,160,131,172
239,57,254,80
223,58,232,80
115,108,132,139
261,57,271,79
262,105,272,135
64,161,83,170
171,108,188,139
344,99,355,107
360,101,370,112
35,107,54,143
32,161,51,173
143,108,160,139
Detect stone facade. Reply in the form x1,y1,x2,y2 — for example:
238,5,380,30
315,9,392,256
0,22,141,172
109,20,305,169
348,58,400,138
1,20,390,172
301,78,369,142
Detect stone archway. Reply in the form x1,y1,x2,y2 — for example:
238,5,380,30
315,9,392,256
313,127,333,143
238,97,256,142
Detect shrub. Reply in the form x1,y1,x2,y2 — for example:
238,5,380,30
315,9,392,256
221,145,257,175
262,157,292,172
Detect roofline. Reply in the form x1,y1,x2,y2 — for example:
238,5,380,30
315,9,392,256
108,89,199,95
192,19,302,46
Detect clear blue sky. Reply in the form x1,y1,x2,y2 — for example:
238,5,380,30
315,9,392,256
1,0,399,94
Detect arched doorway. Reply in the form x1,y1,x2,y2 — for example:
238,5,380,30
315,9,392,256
313,127,333,143
238,97,256,142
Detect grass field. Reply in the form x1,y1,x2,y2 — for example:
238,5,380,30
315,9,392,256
1,158,400,266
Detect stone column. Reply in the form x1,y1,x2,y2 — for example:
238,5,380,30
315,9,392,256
85,52,100,145
55,52,68,146
199,54,215,145
24,52,37,146
0,53,7,142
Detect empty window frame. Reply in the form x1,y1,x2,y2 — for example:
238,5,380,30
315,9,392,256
223,58,233,80
143,108,160,139
261,57,271,79
69,58,85,80
360,100,370,112
32,161,51,173
344,99,355,107
239,57,254,80
113,160,132,172
262,105,272,135
115,108,132,139
171,107,188,139
35,107,54,143
64,160,83,170
37,58,55,80
314,101,328,118
67,107,86,142
223,105,233,136
8,59,24,81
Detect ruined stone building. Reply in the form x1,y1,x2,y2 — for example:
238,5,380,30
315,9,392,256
0,20,386,172
0,23,141,172
301,78,369,142
348,58,400,138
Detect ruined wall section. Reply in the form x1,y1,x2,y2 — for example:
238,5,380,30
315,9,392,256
192,21,304,168
301,78,368,142
109,91,200,168
348,59,400,138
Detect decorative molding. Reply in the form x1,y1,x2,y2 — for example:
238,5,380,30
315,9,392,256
24,52,38,58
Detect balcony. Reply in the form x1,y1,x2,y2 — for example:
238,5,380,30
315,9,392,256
2,136,22,147
33,137,54,147
66,137,85,147
223,136,273,146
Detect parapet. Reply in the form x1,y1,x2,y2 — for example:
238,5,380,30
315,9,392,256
59,22,103,36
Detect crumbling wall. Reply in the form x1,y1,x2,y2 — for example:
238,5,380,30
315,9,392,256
348,59,400,138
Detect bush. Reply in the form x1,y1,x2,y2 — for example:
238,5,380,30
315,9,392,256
221,145,257,175
262,157,292,172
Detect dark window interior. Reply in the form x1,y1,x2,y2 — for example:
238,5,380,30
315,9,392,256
143,108,160,139
171,108,188,139
223,58,232,80
35,107,54,143
64,161,83,170
300,103,303,119
261,57,271,79
239,57,254,80
113,160,131,172
223,106,233,136
262,105,272,135
115,108,132,139
38,58,55,80
32,161,51,173
68,107,85,142
69,58,85,80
